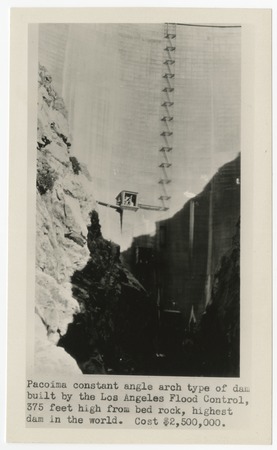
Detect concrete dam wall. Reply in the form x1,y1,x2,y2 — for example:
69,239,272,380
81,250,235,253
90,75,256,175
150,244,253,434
123,154,240,323
38,23,241,250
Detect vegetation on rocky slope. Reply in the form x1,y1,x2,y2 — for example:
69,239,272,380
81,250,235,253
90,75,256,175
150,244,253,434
59,211,157,375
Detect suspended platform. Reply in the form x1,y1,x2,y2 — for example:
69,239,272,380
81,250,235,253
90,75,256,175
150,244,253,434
164,33,176,39
159,179,171,184
96,190,170,230
160,146,173,152
163,73,175,78
161,116,173,121
159,162,172,168
162,87,174,92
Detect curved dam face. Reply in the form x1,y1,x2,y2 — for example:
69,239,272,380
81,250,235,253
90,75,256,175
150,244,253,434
39,23,241,251
36,23,241,376
123,154,240,320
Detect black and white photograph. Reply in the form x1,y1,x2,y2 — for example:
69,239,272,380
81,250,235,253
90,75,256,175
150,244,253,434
5,6,272,444
35,22,241,378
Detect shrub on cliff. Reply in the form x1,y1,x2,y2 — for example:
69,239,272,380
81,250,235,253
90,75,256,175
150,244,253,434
37,156,58,195
69,156,82,175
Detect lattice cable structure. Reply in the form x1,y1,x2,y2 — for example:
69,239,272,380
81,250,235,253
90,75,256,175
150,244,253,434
158,23,176,211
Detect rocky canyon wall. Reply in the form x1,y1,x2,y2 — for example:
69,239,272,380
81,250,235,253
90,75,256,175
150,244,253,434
35,65,155,375
35,64,97,375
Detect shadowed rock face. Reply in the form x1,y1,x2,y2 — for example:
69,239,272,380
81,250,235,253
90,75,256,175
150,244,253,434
59,211,157,375
36,65,156,375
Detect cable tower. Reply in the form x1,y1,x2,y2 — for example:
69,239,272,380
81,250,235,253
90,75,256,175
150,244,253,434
158,23,176,211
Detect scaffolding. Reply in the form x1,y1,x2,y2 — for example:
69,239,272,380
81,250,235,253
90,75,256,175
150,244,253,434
159,23,176,211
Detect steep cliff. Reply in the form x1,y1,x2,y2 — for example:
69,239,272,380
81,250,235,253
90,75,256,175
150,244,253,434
35,65,155,375
35,64,97,375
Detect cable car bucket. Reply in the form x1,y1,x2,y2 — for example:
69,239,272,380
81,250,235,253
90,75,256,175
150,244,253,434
96,190,169,232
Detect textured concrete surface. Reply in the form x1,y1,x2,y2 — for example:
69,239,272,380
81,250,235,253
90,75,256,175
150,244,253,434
38,23,241,250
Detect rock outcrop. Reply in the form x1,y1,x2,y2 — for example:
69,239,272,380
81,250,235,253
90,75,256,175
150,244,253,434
35,65,156,375
35,65,96,375
59,210,156,375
